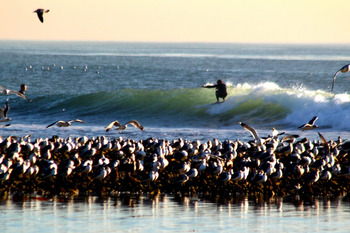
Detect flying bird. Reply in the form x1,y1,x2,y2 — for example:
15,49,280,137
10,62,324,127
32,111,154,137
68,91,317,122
332,64,350,91
239,122,265,146
33,8,50,23
298,116,318,131
318,132,330,155
0,85,31,102
46,119,86,128
105,120,144,132
0,99,11,127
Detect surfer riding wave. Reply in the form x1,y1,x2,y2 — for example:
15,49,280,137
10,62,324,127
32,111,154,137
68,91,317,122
202,79,227,103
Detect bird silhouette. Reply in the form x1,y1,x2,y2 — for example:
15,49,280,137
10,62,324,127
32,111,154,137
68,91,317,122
33,8,50,23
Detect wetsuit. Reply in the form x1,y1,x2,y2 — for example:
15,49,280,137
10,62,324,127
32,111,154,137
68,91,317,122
204,83,227,102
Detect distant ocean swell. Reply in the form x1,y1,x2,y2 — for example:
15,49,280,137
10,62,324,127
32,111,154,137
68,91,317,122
8,82,350,130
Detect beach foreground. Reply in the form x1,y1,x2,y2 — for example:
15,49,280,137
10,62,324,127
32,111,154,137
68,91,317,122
0,132,349,200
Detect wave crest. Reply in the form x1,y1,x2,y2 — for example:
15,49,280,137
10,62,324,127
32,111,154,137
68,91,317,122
10,82,350,130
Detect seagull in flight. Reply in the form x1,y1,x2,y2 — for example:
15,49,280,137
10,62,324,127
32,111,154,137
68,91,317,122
318,132,330,155
239,122,265,146
0,99,11,127
105,120,144,132
332,64,350,91
298,116,318,131
0,85,31,102
33,8,50,23
46,119,86,128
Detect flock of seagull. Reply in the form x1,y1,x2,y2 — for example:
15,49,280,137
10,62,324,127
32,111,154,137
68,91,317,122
0,108,349,198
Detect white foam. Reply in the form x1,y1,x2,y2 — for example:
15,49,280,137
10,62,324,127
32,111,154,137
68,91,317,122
204,82,350,130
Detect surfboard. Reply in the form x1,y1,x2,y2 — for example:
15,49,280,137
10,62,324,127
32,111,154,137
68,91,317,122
196,101,224,108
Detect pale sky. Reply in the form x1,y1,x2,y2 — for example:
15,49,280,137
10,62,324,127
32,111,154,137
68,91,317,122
1,0,350,44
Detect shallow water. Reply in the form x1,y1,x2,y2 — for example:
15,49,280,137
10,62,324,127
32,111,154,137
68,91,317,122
1,195,349,233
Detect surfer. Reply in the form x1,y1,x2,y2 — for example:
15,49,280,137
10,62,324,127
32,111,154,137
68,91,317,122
202,79,227,103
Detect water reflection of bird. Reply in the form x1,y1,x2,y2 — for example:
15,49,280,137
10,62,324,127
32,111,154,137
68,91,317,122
105,120,144,132
332,64,350,91
33,8,50,23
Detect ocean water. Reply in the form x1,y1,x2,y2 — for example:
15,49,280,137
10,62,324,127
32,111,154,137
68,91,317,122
1,195,350,233
0,41,350,142
1,41,350,232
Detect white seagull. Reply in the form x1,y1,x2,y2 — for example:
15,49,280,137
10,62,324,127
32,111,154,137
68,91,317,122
332,64,350,91
105,120,144,132
239,122,265,146
46,119,86,128
0,99,11,126
0,85,31,102
298,116,318,131
33,8,50,23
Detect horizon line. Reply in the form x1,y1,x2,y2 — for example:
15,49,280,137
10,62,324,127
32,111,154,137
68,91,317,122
1,39,350,46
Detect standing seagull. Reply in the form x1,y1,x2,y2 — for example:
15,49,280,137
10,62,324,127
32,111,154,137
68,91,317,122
298,116,318,131
332,64,350,91
33,9,50,23
46,119,85,128
105,120,144,132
